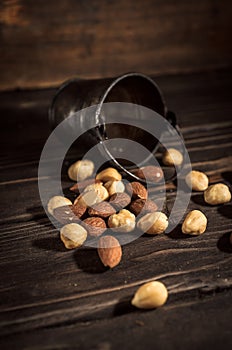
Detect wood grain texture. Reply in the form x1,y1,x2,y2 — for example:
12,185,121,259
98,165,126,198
0,69,232,349
0,0,232,90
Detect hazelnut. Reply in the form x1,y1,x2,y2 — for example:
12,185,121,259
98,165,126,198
68,160,94,181
131,281,168,309
60,223,87,249
108,209,136,232
162,148,183,166
82,217,106,237
129,198,158,216
104,180,125,196
185,170,209,191
109,192,132,211
137,211,168,234
182,210,207,235
88,201,116,218
134,166,164,183
96,167,122,182
47,196,72,216
204,183,231,205
74,183,109,207
126,181,147,200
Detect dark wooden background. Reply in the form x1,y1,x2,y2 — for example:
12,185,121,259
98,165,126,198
0,1,232,349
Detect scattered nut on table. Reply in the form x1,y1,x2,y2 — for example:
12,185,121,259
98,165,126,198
182,210,207,235
108,209,136,232
104,180,125,196
60,223,87,249
137,211,168,234
204,183,231,205
162,148,183,166
47,196,72,216
131,281,168,309
96,167,122,182
68,159,94,181
185,170,209,191
97,235,122,268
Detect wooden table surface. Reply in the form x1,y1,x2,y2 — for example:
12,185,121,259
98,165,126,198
0,69,232,350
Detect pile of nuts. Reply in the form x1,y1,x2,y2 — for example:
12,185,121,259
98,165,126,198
47,148,232,309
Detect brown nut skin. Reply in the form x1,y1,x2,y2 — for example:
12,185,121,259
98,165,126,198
47,196,72,216
126,181,147,200
134,166,164,183
82,217,106,237
182,210,207,235
129,199,158,216
204,183,231,205
185,170,209,191
53,204,86,224
97,235,122,268
88,201,116,218
109,192,131,211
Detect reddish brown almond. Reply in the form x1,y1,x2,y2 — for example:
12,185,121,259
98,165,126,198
126,182,147,200
53,204,86,224
109,192,131,211
129,199,158,216
71,203,87,218
134,166,164,183
97,235,122,268
88,201,116,218
69,179,102,193
82,217,106,237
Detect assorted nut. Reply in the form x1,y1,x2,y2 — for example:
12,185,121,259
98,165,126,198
104,180,125,196
109,192,131,211
137,212,168,234
182,210,207,235
53,204,86,224
74,183,109,207
131,281,168,309
134,166,164,183
204,183,231,205
47,196,72,216
96,167,122,182
126,181,147,200
108,209,136,232
88,201,116,218
83,217,106,237
68,159,94,181
129,198,158,216
185,170,209,191
162,148,183,166
60,223,87,249
97,235,122,268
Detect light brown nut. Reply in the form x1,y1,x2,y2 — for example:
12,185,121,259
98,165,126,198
69,179,102,193
60,223,87,249
134,166,164,183
109,192,131,211
185,170,209,191
88,201,116,218
104,180,125,196
137,212,168,234
181,210,207,235
204,183,231,205
82,217,106,237
97,235,122,268
129,199,158,216
108,209,136,232
53,204,86,224
47,196,72,216
126,181,147,200
74,183,109,207
68,160,94,181
131,281,168,309
162,148,183,166
96,167,122,182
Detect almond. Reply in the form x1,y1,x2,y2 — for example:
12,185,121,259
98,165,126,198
88,201,116,218
129,199,158,216
109,192,131,211
126,181,147,200
82,217,106,237
134,166,164,183
53,204,86,224
97,235,122,268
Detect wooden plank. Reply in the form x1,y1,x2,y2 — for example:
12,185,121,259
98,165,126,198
0,0,232,90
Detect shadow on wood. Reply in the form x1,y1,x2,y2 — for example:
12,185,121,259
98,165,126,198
74,247,109,274
217,232,232,253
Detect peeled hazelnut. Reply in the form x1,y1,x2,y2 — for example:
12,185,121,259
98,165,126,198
162,148,183,166
60,223,87,249
75,183,109,207
96,167,122,182
104,180,125,196
82,217,106,237
137,211,168,234
182,210,207,235
53,204,86,224
109,192,132,211
126,181,147,200
204,183,231,205
185,170,209,191
134,166,164,183
129,199,158,216
47,196,72,216
68,160,94,181
108,209,136,232
131,281,168,309
88,201,116,218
